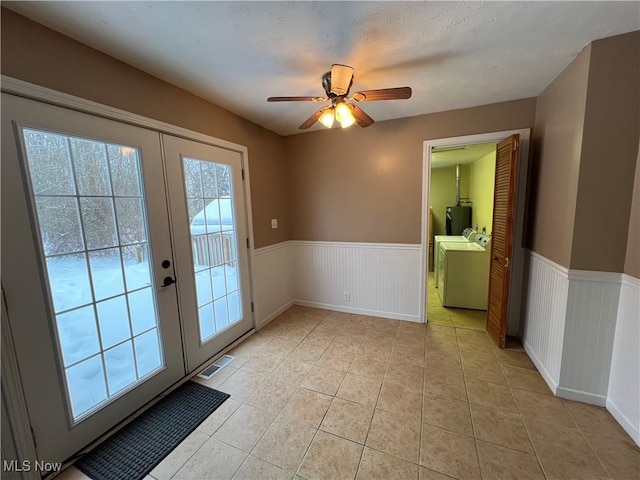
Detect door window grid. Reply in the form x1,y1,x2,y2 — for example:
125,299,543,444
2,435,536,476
183,158,242,342
22,129,164,421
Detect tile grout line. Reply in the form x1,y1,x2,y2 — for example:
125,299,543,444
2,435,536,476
173,306,630,480
505,362,552,480
562,402,615,480
264,311,330,479
222,315,321,478
456,326,484,480
355,324,399,479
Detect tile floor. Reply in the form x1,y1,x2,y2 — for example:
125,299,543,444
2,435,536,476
61,298,639,479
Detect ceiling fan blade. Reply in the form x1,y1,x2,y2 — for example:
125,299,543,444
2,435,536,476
299,108,324,129
330,64,354,95
267,96,327,102
349,104,375,127
351,87,412,102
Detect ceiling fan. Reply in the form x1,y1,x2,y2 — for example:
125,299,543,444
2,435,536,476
267,64,412,130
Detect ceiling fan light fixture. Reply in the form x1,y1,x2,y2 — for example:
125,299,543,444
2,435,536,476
318,107,335,128
335,102,356,128
268,64,409,129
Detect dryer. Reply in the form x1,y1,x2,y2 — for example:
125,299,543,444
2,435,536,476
434,227,476,288
437,234,491,310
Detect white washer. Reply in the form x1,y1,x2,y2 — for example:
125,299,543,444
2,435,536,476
434,228,476,288
437,234,491,310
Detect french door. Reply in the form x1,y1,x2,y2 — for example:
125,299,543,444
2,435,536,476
1,94,253,464
163,135,253,371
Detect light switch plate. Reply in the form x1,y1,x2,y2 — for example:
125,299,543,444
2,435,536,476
271,218,278,229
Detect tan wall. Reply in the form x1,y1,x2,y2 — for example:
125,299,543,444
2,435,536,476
0,8,290,249
285,99,536,243
624,146,640,278
527,45,591,267
570,31,640,272
469,151,496,234
429,165,470,236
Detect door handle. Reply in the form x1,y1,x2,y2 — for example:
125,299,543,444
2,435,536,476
161,276,176,287
505,257,510,269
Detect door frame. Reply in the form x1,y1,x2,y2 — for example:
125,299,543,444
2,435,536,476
0,75,257,471
420,129,530,334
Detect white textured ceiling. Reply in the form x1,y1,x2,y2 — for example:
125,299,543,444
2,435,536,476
5,1,639,136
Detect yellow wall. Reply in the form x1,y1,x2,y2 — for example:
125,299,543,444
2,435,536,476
469,150,496,234
429,165,470,236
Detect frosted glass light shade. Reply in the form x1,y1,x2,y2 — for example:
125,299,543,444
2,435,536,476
335,102,356,128
318,108,335,128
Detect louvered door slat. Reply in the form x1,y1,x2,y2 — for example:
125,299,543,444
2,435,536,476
486,135,519,347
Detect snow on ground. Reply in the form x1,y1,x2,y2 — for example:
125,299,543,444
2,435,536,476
46,253,240,418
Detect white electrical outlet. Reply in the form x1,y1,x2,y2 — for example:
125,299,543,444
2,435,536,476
271,218,278,229
343,291,350,301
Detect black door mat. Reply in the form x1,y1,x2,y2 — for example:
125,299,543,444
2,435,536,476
75,381,229,480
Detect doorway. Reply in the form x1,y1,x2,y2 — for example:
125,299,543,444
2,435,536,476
427,142,497,331
1,93,254,464
420,130,530,341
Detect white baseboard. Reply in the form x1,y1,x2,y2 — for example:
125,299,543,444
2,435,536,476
606,397,640,446
252,241,294,328
293,299,422,323
556,387,606,407
606,274,640,446
256,300,294,329
252,240,423,329
290,241,421,322
523,338,558,394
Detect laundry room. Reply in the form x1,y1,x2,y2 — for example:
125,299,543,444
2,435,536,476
427,142,497,329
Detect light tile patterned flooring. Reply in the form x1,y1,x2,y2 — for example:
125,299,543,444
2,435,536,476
61,290,639,479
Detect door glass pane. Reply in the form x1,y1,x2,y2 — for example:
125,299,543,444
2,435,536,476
183,157,243,343
46,254,93,312
66,355,108,419
21,128,166,421
89,249,125,301
70,138,112,196
122,244,152,291
56,306,100,367
104,341,137,395
129,288,158,335
134,329,162,377
96,297,131,349
36,197,84,255
80,198,118,250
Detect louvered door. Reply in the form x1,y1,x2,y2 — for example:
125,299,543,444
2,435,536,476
486,134,519,347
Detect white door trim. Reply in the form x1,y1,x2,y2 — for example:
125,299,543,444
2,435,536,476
1,292,40,480
420,129,531,332
1,76,246,153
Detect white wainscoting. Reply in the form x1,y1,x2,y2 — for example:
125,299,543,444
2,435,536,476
290,241,422,322
522,250,639,444
252,242,293,328
558,270,622,405
607,274,640,445
522,251,569,392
